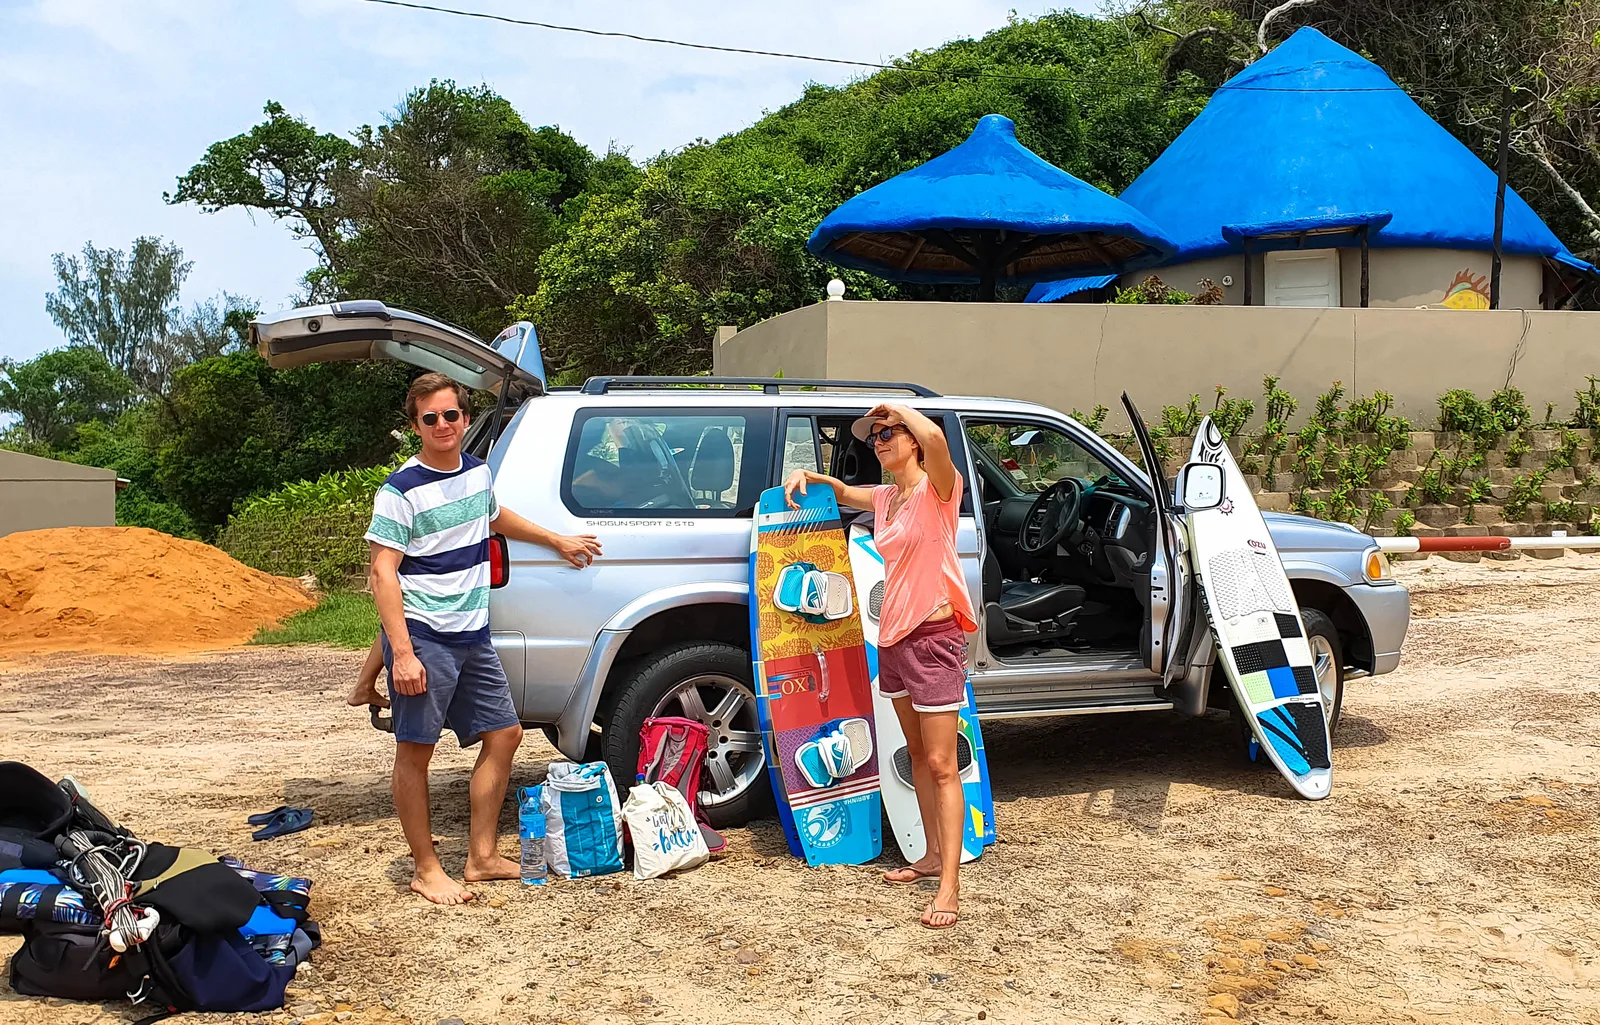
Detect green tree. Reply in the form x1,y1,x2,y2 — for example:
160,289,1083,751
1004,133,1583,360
167,101,357,288
172,84,597,337
524,11,1210,378
142,293,259,396
45,237,192,390
150,351,413,531
0,347,134,449
68,408,200,538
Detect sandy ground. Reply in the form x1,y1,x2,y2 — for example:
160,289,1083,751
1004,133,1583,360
3,555,1599,1025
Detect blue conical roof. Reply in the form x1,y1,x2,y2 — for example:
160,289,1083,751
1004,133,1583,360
808,115,1175,286
1118,28,1591,270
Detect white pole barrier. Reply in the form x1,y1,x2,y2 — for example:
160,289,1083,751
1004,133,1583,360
1375,533,1600,554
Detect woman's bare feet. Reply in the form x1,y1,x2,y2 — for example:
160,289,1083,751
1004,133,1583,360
411,866,473,905
463,854,522,882
347,678,390,708
921,890,960,929
348,638,390,707
883,855,941,884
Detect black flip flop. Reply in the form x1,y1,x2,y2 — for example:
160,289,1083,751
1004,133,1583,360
247,805,291,826
252,807,314,841
370,706,395,734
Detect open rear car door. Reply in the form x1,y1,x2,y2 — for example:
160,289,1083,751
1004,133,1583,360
1120,393,1192,685
251,300,545,397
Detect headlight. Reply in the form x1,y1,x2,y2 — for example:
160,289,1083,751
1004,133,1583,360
1362,547,1393,584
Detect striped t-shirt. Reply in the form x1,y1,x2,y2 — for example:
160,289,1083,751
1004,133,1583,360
365,454,499,645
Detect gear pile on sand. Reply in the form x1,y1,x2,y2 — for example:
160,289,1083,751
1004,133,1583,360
0,527,316,658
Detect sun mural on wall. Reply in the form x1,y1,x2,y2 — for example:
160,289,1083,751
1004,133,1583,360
1440,269,1491,309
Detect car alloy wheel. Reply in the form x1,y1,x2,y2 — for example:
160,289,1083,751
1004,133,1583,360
649,673,764,809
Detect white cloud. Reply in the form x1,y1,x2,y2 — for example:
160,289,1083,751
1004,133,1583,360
0,0,1095,361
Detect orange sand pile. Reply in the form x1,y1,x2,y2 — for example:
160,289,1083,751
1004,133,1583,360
0,527,316,658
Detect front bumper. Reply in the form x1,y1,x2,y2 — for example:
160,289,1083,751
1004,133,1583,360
1345,580,1410,676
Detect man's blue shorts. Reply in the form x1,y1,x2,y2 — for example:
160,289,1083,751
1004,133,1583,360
381,632,520,747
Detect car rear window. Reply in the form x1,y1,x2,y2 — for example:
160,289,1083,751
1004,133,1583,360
561,409,771,517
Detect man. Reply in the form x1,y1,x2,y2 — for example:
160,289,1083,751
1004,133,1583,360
365,372,602,905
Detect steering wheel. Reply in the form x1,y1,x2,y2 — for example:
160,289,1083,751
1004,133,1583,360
1017,478,1085,555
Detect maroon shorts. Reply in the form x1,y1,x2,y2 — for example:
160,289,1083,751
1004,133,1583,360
878,617,968,713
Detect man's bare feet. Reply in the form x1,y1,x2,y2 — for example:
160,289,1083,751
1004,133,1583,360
463,855,522,882
883,855,941,885
347,678,390,708
411,866,473,905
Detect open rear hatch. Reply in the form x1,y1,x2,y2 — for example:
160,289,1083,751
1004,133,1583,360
251,300,546,397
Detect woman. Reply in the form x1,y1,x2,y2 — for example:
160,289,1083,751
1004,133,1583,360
783,403,978,930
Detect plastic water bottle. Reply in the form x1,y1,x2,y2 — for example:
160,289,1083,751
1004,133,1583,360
518,785,547,885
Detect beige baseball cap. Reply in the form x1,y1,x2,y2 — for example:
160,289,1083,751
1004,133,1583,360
850,415,890,442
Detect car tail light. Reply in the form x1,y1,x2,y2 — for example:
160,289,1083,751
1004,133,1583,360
489,534,509,588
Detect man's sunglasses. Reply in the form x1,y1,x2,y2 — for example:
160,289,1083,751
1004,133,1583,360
419,408,463,427
869,425,908,444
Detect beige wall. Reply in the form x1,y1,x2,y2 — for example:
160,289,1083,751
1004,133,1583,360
1121,249,1544,309
716,300,1600,430
0,449,117,537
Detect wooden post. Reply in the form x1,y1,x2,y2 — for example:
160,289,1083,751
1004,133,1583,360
1360,224,1370,308
1490,84,1511,309
1242,240,1252,306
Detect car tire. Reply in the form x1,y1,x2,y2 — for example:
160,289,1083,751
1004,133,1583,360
598,641,772,829
1227,607,1346,762
1300,607,1345,736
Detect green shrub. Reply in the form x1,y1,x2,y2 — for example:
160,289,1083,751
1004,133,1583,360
1070,404,1108,432
1571,376,1600,430
252,591,380,649
218,457,404,586
1210,385,1255,439
1505,471,1548,520
1546,428,1582,471
1543,500,1581,524
1506,431,1530,467
1159,394,1203,437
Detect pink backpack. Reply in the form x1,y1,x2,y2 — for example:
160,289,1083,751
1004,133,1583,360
635,717,726,854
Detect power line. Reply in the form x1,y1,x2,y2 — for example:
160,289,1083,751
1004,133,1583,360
349,0,1520,100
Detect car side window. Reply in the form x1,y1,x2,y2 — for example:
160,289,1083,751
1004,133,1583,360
780,416,820,478
965,420,1112,494
563,410,768,516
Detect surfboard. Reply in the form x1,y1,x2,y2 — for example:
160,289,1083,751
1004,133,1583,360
847,525,994,863
749,485,882,866
1186,417,1333,800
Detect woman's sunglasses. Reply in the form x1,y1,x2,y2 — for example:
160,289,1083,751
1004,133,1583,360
869,425,908,444
419,408,463,427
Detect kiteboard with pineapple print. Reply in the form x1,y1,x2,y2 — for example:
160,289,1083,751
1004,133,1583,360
1187,417,1333,799
749,484,882,866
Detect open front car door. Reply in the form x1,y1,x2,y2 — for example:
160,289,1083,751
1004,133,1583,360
1120,393,1192,686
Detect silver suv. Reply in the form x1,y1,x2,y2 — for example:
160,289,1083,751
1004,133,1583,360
256,301,1410,825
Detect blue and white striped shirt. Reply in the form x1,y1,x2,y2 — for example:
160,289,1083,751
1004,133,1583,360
365,454,499,645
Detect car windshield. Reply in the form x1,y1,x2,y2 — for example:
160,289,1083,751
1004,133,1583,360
965,421,1114,494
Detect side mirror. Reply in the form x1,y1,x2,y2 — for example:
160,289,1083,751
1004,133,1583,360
1177,462,1225,511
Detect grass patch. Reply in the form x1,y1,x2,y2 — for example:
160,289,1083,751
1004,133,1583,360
253,591,379,649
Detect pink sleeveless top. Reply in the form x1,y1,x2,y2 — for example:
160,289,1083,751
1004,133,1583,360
872,475,978,647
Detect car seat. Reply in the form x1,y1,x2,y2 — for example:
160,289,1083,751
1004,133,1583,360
689,427,736,507
982,547,1085,647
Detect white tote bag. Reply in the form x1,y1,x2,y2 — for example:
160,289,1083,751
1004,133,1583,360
622,781,710,880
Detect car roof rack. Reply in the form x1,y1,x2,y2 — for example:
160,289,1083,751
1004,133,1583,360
579,376,940,397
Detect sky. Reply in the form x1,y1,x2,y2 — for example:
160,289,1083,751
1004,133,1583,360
0,0,1098,364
